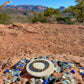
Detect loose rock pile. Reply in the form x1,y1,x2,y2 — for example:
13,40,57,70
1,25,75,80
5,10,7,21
2,56,84,84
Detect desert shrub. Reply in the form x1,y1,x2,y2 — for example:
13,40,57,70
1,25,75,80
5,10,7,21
64,0,84,23
31,17,39,23
0,13,11,24
31,13,47,23
31,8,62,23
56,17,73,24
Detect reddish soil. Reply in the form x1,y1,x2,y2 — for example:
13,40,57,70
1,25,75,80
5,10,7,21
0,23,84,84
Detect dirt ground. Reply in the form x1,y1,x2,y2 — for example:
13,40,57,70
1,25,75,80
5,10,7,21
0,23,84,84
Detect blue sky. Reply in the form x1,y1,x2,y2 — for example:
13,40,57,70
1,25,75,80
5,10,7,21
0,0,77,8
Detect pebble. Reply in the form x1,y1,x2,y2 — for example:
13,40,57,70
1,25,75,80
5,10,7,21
46,56,49,59
5,69,9,73
39,56,43,59
35,79,43,84
3,57,77,84
81,67,84,70
48,76,51,81
56,78,61,82
20,63,25,67
60,69,63,73
51,60,56,67
15,68,20,71
5,83,10,84
62,72,75,84
15,74,19,76
79,69,83,73
54,67,61,72
4,79,12,83
57,61,62,66
81,72,84,76
17,77,20,81
21,59,26,63
62,76,66,79
66,72,69,74
68,62,74,68
43,79,48,83
70,70,75,74
48,78,56,84
14,64,18,69
26,58,30,61
33,57,38,59
71,79,75,84
26,59,30,63
18,61,21,65
65,80,70,83
13,76,18,82
62,80,67,84
30,78,35,84
26,80,30,84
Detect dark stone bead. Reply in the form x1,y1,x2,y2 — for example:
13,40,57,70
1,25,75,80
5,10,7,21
48,78,56,84
57,61,62,66
26,80,30,84
34,57,38,59
62,62,68,64
17,78,20,81
60,69,63,73
56,78,61,82
20,72,25,75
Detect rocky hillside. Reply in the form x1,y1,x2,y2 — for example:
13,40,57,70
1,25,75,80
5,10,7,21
5,5,47,12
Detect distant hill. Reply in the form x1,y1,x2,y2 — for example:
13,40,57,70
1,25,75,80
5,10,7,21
0,5,47,23
4,5,66,13
0,8,41,23
4,5,47,12
0,8,40,17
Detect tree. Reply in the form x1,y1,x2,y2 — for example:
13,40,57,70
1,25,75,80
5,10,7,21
54,9,62,17
64,0,84,23
76,0,84,22
44,7,61,17
31,7,62,23
44,7,54,17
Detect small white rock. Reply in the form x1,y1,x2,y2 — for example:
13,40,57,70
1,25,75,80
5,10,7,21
62,76,66,79
80,69,83,73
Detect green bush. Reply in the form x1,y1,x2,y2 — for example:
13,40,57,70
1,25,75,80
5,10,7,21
0,13,11,24
31,8,62,23
31,13,47,23
56,17,73,24
44,8,61,17
31,17,39,23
